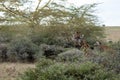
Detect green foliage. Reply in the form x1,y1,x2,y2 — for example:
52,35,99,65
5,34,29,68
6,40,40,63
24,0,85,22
111,41,120,50
0,0,53,27
48,3,104,46
57,49,84,62
0,26,13,43
20,59,117,80
104,51,120,74
1,0,104,47
0,32,12,43
38,44,64,58
83,50,120,74
30,32,60,45
0,0,104,47
30,26,71,46
7,37,39,62
0,43,8,62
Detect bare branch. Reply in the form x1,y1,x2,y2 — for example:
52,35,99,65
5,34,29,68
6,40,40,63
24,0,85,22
35,0,42,11
41,0,52,9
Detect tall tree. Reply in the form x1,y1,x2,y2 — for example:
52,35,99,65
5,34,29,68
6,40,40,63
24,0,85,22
45,2,104,45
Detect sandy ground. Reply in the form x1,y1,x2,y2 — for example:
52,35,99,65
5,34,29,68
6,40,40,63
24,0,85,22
105,27,120,42
0,62,35,80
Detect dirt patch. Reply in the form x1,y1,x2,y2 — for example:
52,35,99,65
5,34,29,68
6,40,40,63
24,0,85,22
0,62,35,80
105,27,120,42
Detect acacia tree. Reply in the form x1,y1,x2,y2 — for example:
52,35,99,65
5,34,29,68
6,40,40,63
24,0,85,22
0,0,104,45
46,3,104,43
65,3,104,43
0,0,53,28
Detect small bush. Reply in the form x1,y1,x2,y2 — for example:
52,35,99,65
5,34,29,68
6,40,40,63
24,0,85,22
0,43,8,62
0,26,13,43
37,44,64,59
57,48,84,62
111,41,120,51
85,50,120,74
30,32,65,46
19,59,117,80
7,37,39,62
0,32,12,43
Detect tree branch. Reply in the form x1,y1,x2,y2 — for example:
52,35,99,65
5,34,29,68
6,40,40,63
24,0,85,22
41,0,52,9
35,0,42,11
2,3,33,24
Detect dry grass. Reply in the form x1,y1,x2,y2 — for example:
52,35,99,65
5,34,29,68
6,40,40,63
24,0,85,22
104,27,120,42
0,62,35,80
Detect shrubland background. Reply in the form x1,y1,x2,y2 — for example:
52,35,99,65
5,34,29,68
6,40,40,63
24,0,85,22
0,0,120,80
